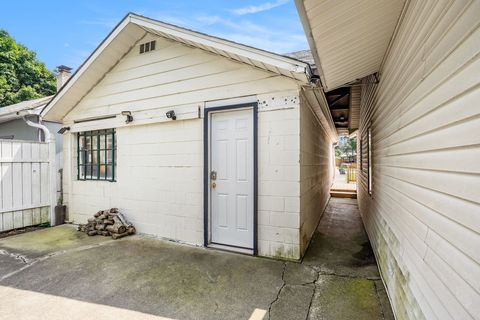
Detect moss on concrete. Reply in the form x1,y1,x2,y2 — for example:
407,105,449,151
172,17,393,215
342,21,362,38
0,225,109,258
1,236,285,320
310,275,381,320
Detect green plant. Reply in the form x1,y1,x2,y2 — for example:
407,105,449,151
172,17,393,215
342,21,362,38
0,29,56,107
38,222,51,228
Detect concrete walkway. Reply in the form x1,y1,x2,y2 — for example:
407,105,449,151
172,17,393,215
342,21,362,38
0,198,392,320
332,168,356,191
301,198,393,320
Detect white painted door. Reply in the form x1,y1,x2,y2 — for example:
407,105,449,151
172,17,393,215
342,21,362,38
210,108,254,249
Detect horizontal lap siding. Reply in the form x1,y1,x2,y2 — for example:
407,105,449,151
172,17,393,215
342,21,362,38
357,1,480,319
65,34,297,121
63,33,302,256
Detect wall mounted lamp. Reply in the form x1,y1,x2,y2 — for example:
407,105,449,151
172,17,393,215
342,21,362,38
166,110,176,120
121,111,133,124
57,127,70,134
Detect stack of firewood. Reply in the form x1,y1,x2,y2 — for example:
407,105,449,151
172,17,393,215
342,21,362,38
77,208,136,240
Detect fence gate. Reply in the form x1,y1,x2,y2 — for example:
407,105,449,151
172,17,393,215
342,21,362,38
0,139,56,232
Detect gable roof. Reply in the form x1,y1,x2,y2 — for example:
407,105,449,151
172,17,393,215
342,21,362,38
295,0,405,91
0,96,53,124
42,13,313,122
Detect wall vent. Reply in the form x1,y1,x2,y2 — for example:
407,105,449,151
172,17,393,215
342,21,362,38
140,40,156,54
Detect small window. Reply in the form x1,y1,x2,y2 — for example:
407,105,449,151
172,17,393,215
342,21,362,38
139,40,156,54
360,126,372,196
367,127,373,195
77,129,116,181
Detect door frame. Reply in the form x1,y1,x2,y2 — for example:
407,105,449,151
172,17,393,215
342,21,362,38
203,102,258,255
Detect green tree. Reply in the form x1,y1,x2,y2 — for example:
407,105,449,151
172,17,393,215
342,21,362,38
335,137,357,157
347,137,357,157
0,29,56,107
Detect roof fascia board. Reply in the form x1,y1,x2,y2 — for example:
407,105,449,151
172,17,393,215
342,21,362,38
311,86,338,141
130,14,310,77
301,86,338,142
41,14,132,119
42,12,313,121
294,0,329,90
0,107,42,123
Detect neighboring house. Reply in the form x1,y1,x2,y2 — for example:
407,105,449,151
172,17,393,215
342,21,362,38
0,65,72,161
42,13,337,260
0,96,52,138
0,96,61,156
0,66,71,213
296,0,480,320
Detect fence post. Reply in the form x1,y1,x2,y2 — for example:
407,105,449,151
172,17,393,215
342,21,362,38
23,116,57,226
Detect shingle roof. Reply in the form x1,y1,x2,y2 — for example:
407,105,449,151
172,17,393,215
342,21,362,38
0,96,53,123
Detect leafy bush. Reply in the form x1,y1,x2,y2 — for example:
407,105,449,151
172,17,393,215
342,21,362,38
0,29,56,107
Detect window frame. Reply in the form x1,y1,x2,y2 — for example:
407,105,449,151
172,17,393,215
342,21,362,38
77,129,116,182
367,127,373,195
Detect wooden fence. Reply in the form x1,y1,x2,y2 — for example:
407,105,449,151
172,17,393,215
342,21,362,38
347,164,357,183
0,139,56,232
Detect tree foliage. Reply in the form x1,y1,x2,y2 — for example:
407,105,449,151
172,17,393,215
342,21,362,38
335,136,357,157
0,29,56,107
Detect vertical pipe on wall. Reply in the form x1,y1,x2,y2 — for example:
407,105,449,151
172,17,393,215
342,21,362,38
22,116,57,226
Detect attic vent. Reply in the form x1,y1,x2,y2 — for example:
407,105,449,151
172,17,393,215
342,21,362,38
140,40,156,54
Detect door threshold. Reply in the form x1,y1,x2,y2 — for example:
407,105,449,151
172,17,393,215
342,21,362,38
208,243,254,255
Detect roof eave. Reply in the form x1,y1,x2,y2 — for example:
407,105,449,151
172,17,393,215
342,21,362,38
42,13,313,122
294,0,328,90
130,14,312,79
41,14,133,121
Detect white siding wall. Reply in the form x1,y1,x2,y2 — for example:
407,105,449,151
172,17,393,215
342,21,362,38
298,90,333,255
62,33,304,259
357,1,480,319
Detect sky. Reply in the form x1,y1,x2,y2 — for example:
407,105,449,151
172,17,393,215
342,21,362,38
0,0,308,71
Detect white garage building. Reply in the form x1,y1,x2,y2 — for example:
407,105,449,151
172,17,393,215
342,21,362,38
42,13,337,260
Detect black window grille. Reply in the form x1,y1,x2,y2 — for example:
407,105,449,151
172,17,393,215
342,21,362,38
77,129,116,181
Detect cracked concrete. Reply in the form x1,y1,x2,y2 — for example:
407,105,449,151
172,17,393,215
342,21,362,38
0,249,31,264
301,198,393,320
268,263,319,320
0,198,393,320
268,263,286,319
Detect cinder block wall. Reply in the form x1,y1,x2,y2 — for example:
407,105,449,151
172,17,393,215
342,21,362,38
64,119,205,244
257,105,301,259
63,94,303,260
298,92,333,256
60,32,307,259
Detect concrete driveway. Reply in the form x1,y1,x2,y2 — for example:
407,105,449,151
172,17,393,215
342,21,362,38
0,199,393,320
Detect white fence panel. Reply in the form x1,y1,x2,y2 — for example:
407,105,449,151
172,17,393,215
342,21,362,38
0,139,56,232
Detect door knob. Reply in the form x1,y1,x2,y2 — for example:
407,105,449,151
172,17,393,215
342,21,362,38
212,182,217,189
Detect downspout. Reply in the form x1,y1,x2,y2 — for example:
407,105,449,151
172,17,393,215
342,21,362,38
18,109,53,142
22,115,53,142
22,115,57,226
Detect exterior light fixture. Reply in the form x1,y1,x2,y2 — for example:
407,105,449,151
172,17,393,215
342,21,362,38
121,111,133,123
166,110,176,120
57,127,70,134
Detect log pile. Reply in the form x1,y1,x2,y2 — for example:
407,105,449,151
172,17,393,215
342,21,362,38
77,208,136,239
